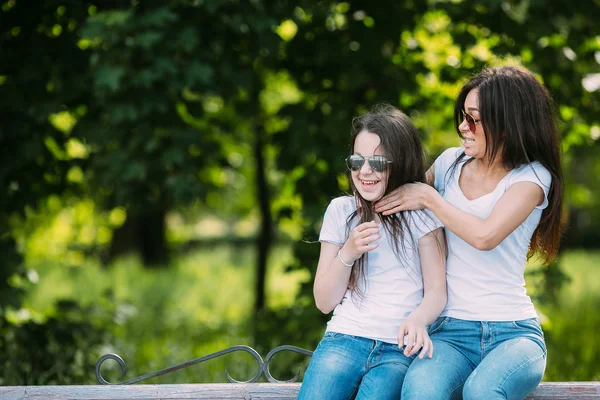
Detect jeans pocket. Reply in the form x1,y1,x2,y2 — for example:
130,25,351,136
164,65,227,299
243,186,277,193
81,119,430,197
323,331,354,341
512,318,539,329
512,318,544,337
427,316,450,335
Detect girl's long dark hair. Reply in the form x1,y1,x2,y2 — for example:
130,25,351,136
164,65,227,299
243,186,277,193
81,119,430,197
450,66,563,263
346,104,433,297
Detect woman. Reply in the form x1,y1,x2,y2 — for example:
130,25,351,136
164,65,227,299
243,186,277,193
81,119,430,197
375,66,563,400
297,104,447,400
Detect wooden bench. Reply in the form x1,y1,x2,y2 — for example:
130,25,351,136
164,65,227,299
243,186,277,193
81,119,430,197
1,382,600,399
1,346,598,399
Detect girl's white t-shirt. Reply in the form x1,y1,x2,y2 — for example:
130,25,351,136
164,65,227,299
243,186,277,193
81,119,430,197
319,196,443,344
434,147,552,321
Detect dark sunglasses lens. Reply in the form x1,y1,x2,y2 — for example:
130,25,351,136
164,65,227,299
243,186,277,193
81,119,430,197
368,156,388,172
346,155,365,171
463,111,476,132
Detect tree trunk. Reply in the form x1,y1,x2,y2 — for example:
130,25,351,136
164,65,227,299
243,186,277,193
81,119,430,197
254,122,272,314
109,207,168,267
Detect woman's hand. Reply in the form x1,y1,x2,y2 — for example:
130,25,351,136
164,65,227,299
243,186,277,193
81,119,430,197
340,221,381,263
398,315,434,359
374,183,438,215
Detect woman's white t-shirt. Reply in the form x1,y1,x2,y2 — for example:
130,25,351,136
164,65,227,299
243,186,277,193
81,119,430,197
434,147,552,321
319,196,443,344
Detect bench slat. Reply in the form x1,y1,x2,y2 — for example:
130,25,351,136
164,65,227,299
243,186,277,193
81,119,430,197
527,382,600,399
0,382,598,400
0,384,297,400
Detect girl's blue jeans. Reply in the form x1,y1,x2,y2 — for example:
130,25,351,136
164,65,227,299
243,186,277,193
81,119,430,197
401,316,546,400
297,331,413,400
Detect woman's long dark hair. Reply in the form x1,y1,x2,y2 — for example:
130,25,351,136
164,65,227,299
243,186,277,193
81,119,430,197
450,66,563,263
346,104,432,297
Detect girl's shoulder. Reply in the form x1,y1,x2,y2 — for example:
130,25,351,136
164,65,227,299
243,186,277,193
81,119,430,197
402,209,444,240
325,195,356,216
328,195,355,208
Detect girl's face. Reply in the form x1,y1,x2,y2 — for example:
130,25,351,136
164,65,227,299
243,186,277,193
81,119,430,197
351,131,389,202
459,89,488,159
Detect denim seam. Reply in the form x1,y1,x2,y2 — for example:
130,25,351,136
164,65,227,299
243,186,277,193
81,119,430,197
429,317,450,335
449,380,465,399
365,340,379,370
498,350,546,395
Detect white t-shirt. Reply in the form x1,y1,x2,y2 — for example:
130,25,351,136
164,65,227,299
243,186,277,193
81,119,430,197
434,147,552,321
319,196,443,344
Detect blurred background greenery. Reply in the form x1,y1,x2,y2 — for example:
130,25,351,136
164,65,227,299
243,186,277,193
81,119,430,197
1,0,599,385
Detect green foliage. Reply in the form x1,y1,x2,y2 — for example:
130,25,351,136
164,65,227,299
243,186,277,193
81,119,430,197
8,247,599,384
265,0,600,311
74,0,289,215
21,245,309,384
2,0,600,386
0,0,95,307
531,251,600,381
0,300,110,385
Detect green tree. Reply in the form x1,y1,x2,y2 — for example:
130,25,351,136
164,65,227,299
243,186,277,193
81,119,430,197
0,0,98,307
73,1,300,316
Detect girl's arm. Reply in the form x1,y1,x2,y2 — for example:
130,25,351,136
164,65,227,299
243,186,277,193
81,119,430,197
425,165,435,186
398,228,447,358
313,221,380,314
375,182,543,251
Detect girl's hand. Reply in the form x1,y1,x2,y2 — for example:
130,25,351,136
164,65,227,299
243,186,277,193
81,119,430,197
374,183,437,215
398,316,434,359
340,221,381,263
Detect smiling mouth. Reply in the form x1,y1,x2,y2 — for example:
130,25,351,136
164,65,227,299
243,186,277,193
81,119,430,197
360,179,379,186
464,138,475,144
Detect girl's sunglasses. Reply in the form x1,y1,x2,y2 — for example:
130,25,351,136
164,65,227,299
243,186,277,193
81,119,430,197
461,110,480,133
345,155,392,172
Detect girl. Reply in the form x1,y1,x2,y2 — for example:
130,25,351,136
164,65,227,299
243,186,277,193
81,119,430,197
297,104,448,400
375,66,563,400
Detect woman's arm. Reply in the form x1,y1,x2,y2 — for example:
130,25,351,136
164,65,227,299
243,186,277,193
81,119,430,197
313,221,380,314
398,228,447,358
375,181,543,251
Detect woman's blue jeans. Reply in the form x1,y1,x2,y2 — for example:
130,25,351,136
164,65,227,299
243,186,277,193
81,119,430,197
297,332,413,400
401,317,546,400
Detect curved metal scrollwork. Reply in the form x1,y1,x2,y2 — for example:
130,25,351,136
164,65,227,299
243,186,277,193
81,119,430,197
263,345,315,383
95,345,313,385
96,345,265,385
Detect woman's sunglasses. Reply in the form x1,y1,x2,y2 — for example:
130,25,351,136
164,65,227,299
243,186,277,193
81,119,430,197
345,155,392,173
461,110,480,133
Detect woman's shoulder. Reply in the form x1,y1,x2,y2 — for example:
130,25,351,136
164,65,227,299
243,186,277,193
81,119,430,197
440,146,465,159
433,147,465,189
514,160,550,173
510,161,552,185
435,147,466,169
437,146,465,159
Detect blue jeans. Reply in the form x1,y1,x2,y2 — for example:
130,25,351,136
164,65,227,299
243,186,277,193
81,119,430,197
298,332,413,400
401,317,546,400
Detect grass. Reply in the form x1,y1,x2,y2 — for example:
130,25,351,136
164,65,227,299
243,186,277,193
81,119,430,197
532,250,600,381
18,246,600,383
22,243,311,384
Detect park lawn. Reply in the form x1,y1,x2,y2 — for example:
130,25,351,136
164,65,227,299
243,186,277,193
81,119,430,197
19,247,600,383
534,251,600,381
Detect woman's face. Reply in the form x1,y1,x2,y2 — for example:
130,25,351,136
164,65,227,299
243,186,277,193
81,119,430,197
460,89,488,159
351,131,389,202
